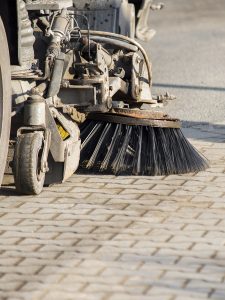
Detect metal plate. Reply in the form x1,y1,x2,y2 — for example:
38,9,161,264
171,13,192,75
25,0,73,10
87,111,181,129
73,0,122,9
112,108,177,120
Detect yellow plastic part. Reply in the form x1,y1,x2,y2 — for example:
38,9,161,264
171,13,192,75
57,124,70,140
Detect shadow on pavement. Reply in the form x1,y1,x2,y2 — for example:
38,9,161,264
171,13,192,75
181,121,225,143
0,186,18,196
153,83,225,92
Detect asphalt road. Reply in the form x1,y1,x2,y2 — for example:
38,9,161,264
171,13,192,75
144,0,225,124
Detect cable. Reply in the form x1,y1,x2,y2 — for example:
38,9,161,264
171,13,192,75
80,30,152,86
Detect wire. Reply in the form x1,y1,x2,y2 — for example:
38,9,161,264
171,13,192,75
69,10,91,61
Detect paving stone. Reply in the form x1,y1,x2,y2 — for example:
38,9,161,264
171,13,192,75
210,289,225,300
84,283,147,294
174,297,206,300
163,270,223,283
0,231,58,239
89,208,145,217
108,294,160,300
41,291,105,300
0,257,21,266
104,183,155,190
121,188,175,196
0,250,60,259
0,265,41,275
69,187,122,194
55,213,111,221
86,177,134,184
21,281,85,292
38,225,96,235
0,213,57,220
147,286,208,298
0,281,24,291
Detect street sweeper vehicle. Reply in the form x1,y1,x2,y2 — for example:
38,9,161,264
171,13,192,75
0,0,208,195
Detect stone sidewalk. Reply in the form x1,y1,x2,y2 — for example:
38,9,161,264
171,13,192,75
0,123,225,300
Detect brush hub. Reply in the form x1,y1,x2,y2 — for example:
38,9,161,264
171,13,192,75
87,109,181,129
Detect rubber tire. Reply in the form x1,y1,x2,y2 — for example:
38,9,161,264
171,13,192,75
13,132,45,195
0,18,11,186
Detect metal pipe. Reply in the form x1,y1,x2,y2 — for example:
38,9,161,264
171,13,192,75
80,30,152,86
47,52,65,97
88,36,138,52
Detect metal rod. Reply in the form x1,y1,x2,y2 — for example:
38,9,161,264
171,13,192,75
81,30,152,86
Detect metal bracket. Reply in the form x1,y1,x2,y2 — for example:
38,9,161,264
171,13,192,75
25,0,73,10
41,129,51,173
17,126,51,173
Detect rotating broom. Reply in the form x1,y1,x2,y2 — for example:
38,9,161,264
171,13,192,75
79,108,208,175
76,31,208,175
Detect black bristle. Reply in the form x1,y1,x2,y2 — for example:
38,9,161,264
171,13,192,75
79,120,209,176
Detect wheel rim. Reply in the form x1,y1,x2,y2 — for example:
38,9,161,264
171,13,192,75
36,143,44,182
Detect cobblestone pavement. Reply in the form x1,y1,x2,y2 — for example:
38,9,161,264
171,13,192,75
0,123,225,300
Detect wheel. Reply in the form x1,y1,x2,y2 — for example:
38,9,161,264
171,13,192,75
0,18,11,186
13,132,45,195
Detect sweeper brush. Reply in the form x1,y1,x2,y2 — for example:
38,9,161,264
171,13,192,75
79,109,208,176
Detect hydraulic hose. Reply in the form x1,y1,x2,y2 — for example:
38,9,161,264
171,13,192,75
80,30,152,87
88,36,138,52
